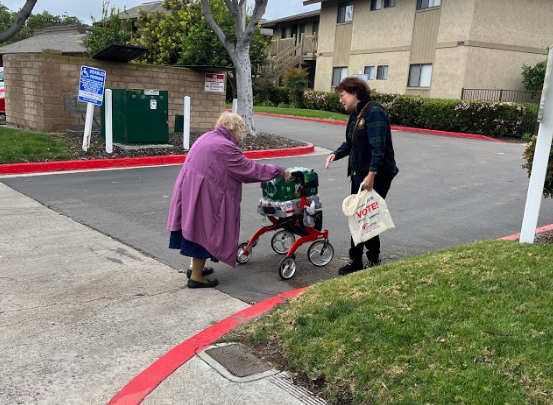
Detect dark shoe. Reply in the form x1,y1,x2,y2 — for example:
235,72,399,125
187,278,219,288
185,267,214,279
338,259,363,275
364,259,381,269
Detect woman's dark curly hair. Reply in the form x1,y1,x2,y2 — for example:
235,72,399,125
334,77,371,100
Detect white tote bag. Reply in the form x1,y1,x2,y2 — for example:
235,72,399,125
342,186,395,245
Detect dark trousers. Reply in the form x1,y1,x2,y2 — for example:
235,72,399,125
349,171,395,262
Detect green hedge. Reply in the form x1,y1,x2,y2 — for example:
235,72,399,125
302,90,537,139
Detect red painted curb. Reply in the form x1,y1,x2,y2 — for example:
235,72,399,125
107,287,306,405
500,223,553,241
252,112,506,143
0,144,315,176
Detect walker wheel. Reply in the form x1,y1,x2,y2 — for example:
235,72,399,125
236,242,251,264
307,240,334,267
278,255,297,280
271,230,295,254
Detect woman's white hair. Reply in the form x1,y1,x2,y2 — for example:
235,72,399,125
216,112,246,142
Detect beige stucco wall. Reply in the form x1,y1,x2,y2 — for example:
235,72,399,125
470,0,553,48
352,0,416,50
430,46,469,99
349,52,411,94
314,55,334,91
317,0,339,54
464,47,547,91
3,54,225,133
436,0,476,44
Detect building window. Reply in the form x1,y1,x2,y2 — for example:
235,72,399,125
332,67,349,86
376,65,388,80
364,66,375,80
281,27,288,39
408,64,432,87
371,0,396,11
417,0,441,10
337,2,354,23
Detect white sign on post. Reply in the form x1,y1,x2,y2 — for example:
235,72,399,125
204,73,225,93
78,65,107,152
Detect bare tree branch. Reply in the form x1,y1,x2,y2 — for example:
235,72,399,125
0,0,38,43
200,0,235,56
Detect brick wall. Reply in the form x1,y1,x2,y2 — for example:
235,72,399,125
3,54,226,133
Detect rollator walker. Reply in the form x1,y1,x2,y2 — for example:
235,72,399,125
236,169,334,280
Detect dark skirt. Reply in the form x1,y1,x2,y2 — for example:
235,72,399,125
169,230,219,262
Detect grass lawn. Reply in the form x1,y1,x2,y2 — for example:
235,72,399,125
0,127,70,164
233,240,553,405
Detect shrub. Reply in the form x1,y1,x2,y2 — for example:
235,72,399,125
253,81,290,106
522,136,553,198
283,67,309,107
303,90,342,112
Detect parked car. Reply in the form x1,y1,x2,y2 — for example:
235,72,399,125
0,67,5,115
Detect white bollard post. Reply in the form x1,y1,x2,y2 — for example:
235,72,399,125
232,99,238,114
105,89,113,153
82,102,95,152
520,44,553,243
183,96,190,150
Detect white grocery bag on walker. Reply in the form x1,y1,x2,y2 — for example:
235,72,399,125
342,186,395,245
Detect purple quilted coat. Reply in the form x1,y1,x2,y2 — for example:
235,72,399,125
167,125,285,267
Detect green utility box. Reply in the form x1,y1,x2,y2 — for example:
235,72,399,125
101,89,169,144
262,167,318,201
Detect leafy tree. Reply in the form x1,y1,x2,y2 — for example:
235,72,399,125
0,0,38,43
82,0,132,57
3,11,81,45
133,0,269,69
200,0,269,135
283,67,309,106
522,60,547,92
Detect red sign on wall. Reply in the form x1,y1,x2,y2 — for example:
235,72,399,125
204,73,225,93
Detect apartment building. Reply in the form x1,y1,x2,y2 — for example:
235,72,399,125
303,0,552,99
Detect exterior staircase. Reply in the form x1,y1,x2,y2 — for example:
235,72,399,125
255,33,318,84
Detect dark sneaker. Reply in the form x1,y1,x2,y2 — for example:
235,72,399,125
338,259,363,275
364,259,381,269
185,267,214,279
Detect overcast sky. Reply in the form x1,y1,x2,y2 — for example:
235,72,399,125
2,0,320,24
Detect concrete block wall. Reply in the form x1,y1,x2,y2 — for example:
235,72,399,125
3,54,226,133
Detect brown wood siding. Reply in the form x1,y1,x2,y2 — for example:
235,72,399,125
410,9,441,63
333,23,352,66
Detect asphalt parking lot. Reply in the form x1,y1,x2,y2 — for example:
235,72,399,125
2,115,552,304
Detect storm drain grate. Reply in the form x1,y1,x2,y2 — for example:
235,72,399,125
204,343,273,377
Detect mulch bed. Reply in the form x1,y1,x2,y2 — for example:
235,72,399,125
62,131,306,160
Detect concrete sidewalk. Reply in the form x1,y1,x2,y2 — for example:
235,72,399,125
0,182,324,405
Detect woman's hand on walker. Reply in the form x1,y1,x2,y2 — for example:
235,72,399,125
284,170,292,182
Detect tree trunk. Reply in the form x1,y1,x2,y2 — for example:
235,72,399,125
200,0,269,137
0,0,38,43
233,43,256,135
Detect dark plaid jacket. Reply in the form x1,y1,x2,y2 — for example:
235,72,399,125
333,97,398,184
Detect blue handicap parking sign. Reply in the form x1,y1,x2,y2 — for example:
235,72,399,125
78,65,107,106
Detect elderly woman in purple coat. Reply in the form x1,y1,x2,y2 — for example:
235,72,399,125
167,112,291,288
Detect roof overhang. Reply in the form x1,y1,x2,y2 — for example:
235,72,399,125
303,0,331,5
91,43,149,63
